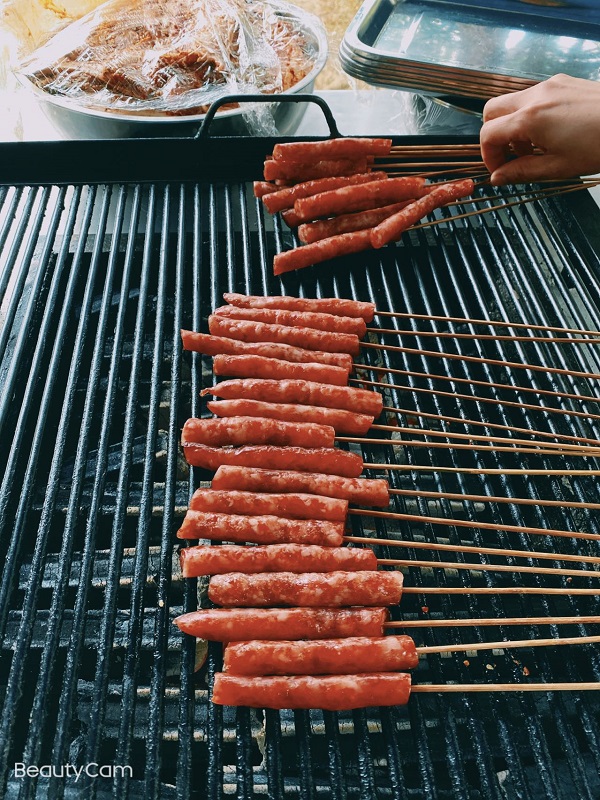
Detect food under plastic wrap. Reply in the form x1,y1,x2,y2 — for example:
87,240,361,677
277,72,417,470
18,0,325,116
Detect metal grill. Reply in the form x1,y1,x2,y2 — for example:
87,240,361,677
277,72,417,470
2,135,600,799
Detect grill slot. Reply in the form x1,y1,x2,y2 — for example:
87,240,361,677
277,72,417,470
1,138,600,798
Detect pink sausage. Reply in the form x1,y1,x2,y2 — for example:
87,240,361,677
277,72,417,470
213,305,367,337
273,229,373,276
189,489,349,521
273,138,393,164
263,172,388,214
177,512,344,546
182,445,364,477
212,354,349,386
264,157,369,182
298,201,411,244
179,544,376,576
181,416,335,448
222,293,376,322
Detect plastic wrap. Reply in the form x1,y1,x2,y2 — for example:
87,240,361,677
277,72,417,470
18,0,325,116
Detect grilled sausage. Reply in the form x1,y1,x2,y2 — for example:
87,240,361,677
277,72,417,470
179,543,376,576
272,137,392,164
174,606,389,641
273,229,373,276
180,331,353,371
222,293,376,322
202,378,383,416
297,201,411,243
211,466,389,506
177,512,344,546
182,445,364,477
208,315,360,355
213,305,367,337
207,399,373,436
253,181,278,198
211,672,412,710
212,354,349,386
264,157,369,183
208,570,404,607
189,489,349,521
370,178,475,248
262,172,387,214
223,635,418,675
181,416,335,448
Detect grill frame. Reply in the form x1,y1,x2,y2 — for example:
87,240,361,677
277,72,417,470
1,132,600,799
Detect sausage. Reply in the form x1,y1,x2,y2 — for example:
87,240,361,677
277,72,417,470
293,177,428,223
253,181,278,198
177,512,344,546
264,157,369,183
208,570,404,607
202,378,383,416
222,293,376,322
211,673,412,710
370,178,476,248
174,607,389,641
179,543,377,576
263,172,388,214
182,445,363,477
212,466,389,507
181,416,335,448
180,331,353,371
223,635,418,675
273,230,373,276
213,305,367,337
273,137,393,164
208,315,360,356
189,489,349,521
206,399,373,436
281,208,302,228
212,355,349,386
298,201,411,244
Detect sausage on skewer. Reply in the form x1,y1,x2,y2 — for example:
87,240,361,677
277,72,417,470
182,445,364,477
212,354,349,386
181,416,335,448
177,512,345,546
213,305,367,337
222,293,376,322
264,157,369,183
189,489,349,521
262,172,387,214
272,137,393,164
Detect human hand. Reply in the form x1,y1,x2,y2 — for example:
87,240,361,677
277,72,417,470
480,74,600,184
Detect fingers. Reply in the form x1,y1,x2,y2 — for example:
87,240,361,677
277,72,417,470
489,154,568,185
480,113,534,174
482,84,539,122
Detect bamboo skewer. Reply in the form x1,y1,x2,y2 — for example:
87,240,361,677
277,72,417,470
359,340,600,382
367,329,600,345
411,684,600,693
385,616,600,628
365,463,600,477
376,557,600,581
388,486,600,512
343,534,600,567
348,508,600,542
402,587,600,595
417,634,600,655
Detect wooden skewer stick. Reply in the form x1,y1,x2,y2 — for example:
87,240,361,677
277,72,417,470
360,340,600,382
373,310,600,339
344,534,600,567
402,587,600,595
365,463,600,477
389,486,600,512
367,423,600,454
385,616,600,628
379,403,600,449
352,375,600,424
411,683,600,693
348,508,600,542
367,329,600,345
337,435,600,457
376,557,600,580
417,634,600,655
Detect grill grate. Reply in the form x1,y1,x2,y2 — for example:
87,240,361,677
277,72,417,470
1,137,600,799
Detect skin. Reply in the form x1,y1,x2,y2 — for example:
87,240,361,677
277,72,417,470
480,74,600,184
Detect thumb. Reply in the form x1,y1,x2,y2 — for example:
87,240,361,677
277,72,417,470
490,154,574,185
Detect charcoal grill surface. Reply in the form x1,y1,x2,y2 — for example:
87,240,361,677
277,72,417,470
1,135,600,799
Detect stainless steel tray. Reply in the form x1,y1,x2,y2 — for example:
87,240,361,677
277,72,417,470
341,0,600,100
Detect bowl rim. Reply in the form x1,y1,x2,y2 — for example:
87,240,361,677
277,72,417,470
18,4,329,125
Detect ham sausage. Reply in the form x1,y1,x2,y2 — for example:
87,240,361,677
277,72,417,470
264,157,369,183
181,416,335,448
293,177,428,223
174,607,389,641
213,305,367,337
262,172,387,214
212,466,389,506
189,489,349,521
177,512,344,546
370,178,476,248
207,399,373,436
211,673,412,710
208,315,360,356
182,445,364,477
273,137,393,164
212,354,349,386
297,201,411,244
208,570,404,607
202,378,383,416
222,293,376,322
223,635,418,675
273,229,373,276
179,543,376,576
180,331,353,371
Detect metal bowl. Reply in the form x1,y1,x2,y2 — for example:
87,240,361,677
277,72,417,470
19,10,328,139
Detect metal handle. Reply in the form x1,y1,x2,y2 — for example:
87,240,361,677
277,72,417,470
196,93,341,139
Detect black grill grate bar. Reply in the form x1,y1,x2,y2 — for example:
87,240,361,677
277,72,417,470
0,187,25,305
